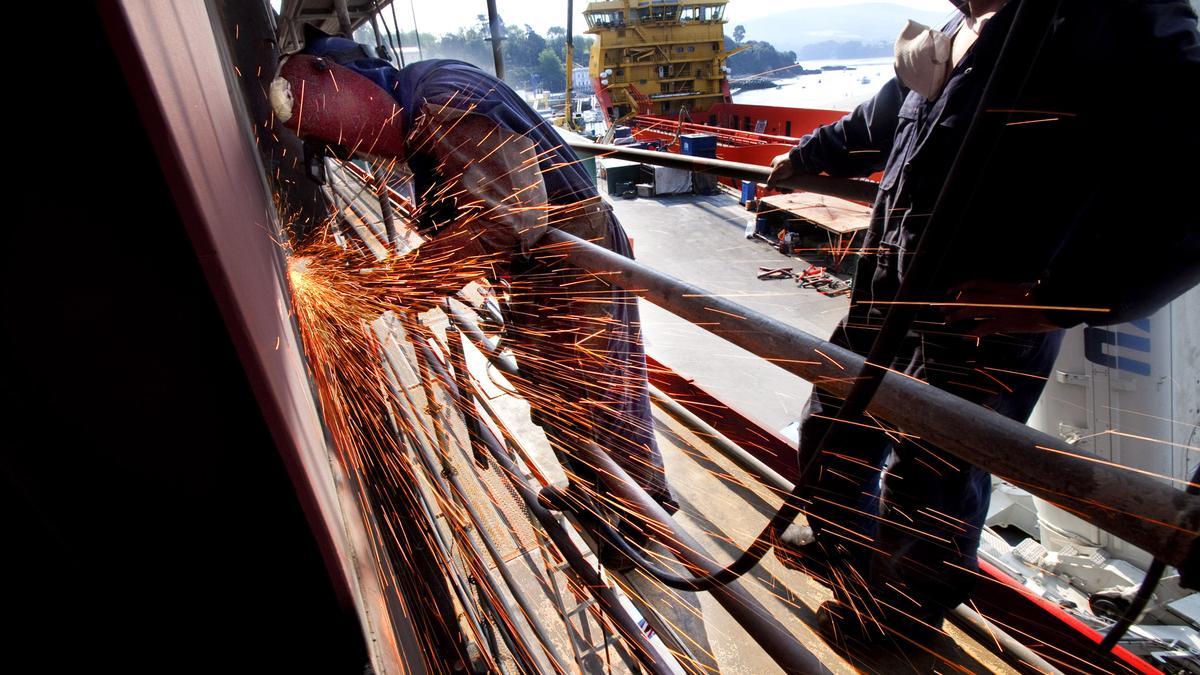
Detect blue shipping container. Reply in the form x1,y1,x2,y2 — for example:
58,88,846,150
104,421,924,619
680,133,717,158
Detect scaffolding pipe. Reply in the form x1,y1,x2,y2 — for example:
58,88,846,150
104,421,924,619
563,0,575,131
948,604,1062,675
541,229,1200,575
565,140,879,204
445,301,519,376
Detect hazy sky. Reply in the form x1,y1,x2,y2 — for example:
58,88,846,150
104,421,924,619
389,0,955,38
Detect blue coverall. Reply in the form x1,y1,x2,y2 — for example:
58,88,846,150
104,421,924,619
788,0,1200,625
300,38,673,507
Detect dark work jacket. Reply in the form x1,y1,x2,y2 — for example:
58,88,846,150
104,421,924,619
792,0,1200,331
298,41,669,497
391,60,598,206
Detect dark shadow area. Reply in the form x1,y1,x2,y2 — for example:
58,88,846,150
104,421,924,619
5,7,367,673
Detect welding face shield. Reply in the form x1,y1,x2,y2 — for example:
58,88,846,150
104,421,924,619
270,27,408,161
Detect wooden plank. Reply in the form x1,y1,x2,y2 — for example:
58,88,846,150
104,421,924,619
759,192,871,235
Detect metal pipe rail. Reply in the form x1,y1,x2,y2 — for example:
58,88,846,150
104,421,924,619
444,301,519,377
565,139,880,204
542,229,1200,575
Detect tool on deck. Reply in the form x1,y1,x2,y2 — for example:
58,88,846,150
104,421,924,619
793,265,851,296
757,266,794,280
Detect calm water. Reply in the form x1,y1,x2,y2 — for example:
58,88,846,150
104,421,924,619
733,57,895,112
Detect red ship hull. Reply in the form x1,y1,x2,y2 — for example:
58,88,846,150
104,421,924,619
593,76,849,168
629,103,848,168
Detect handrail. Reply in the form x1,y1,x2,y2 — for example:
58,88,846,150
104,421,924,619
541,229,1200,574
565,139,880,203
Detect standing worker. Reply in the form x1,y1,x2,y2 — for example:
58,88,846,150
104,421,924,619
271,31,678,555
767,0,1200,644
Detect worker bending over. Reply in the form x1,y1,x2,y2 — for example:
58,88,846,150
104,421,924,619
272,31,677,551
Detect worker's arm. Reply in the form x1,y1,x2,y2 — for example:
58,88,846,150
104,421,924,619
408,101,550,262
768,78,908,186
395,101,551,306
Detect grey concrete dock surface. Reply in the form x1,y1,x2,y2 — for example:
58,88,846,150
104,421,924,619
607,189,851,436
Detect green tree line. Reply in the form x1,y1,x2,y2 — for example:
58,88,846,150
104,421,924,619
725,26,799,78
376,20,797,90
382,18,592,92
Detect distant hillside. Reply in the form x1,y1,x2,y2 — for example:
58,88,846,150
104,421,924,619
725,36,797,76
797,40,892,60
736,2,954,54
